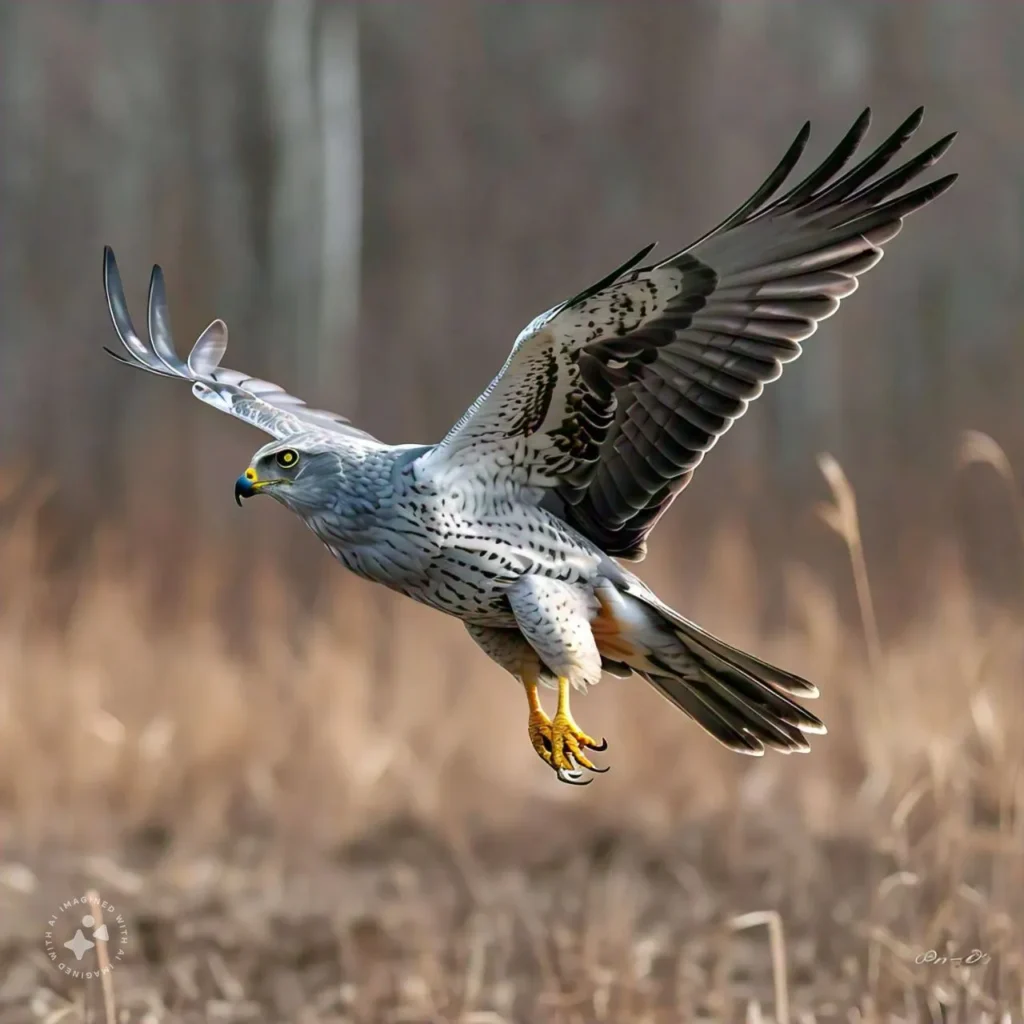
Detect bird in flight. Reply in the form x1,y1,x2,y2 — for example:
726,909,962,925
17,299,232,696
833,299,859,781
103,108,956,785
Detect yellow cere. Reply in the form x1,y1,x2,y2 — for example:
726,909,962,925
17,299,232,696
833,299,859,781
244,468,258,482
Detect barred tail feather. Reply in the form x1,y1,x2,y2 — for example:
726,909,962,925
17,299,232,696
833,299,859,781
600,581,826,756
645,609,825,755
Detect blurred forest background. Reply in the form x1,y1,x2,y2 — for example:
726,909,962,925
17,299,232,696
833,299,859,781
1,0,1022,623
1,2,1023,1019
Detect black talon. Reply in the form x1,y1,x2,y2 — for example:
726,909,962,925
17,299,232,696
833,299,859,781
587,763,610,774
588,737,608,752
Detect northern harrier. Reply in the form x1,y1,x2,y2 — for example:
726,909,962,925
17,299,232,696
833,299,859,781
103,108,955,784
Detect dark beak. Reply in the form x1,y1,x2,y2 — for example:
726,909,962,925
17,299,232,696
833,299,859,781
234,474,255,506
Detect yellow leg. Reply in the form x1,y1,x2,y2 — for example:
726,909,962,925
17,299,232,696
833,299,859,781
524,675,608,785
526,678,553,762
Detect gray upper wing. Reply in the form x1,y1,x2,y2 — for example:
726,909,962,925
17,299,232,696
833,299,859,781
102,247,376,443
425,108,956,558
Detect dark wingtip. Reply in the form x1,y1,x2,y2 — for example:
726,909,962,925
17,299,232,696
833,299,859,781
852,107,872,135
894,105,925,140
102,247,131,338
787,120,813,163
850,108,873,147
103,245,117,286
147,263,166,309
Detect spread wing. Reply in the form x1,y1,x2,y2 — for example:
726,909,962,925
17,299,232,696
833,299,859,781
102,247,376,443
424,108,956,559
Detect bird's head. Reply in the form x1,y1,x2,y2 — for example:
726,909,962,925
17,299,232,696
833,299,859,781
234,437,340,516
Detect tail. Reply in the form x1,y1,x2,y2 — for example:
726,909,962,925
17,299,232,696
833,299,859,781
595,581,826,755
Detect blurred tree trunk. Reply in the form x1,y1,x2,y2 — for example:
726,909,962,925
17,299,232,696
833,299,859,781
265,0,361,401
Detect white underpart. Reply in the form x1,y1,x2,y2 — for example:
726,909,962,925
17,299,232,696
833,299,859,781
506,576,603,691
588,578,664,674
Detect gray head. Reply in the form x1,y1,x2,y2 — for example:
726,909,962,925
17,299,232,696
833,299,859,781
234,435,341,516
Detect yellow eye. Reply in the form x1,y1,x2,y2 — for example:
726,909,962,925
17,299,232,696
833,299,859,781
275,448,299,469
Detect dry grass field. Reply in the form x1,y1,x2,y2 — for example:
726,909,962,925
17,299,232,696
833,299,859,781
1,447,1022,1023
